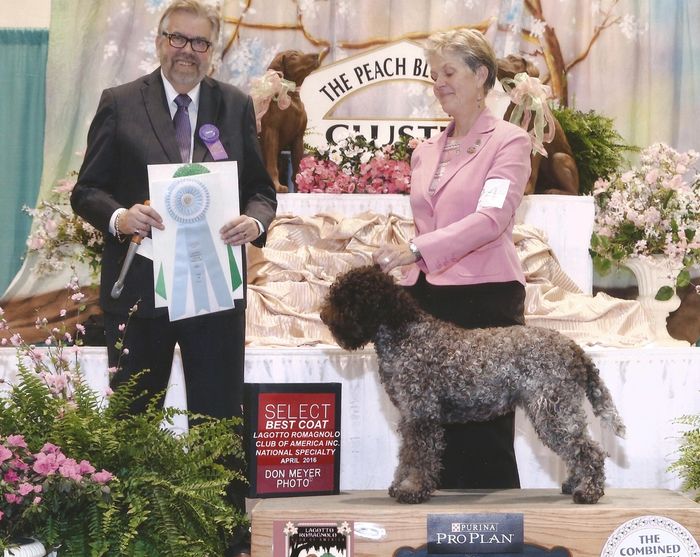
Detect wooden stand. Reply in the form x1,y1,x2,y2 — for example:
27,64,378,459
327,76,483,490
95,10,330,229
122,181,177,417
250,489,700,556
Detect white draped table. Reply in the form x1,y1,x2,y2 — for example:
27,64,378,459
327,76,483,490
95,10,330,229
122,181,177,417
1,345,698,492
275,193,594,293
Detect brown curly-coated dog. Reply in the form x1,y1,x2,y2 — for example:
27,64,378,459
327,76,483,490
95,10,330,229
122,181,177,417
320,265,625,504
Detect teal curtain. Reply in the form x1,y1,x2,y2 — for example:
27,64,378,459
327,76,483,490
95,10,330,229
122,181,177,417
0,29,48,295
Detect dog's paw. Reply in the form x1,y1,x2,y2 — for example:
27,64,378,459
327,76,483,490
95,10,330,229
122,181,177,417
561,477,577,495
390,487,432,504
389,478,432,504
571,479,604,504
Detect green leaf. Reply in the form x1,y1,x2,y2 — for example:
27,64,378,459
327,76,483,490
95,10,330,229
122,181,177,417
655,286,674,301
677,269,691,288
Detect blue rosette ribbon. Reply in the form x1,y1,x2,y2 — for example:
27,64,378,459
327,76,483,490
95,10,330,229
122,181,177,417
165,177,233,318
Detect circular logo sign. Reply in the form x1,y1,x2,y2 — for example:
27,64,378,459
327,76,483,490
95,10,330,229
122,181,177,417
601,515,699,557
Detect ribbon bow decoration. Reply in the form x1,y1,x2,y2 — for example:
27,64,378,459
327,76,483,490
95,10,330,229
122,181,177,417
500,72,556,157
250,69,297,133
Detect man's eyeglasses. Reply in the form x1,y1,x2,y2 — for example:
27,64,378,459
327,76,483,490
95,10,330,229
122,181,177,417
161,32,212,53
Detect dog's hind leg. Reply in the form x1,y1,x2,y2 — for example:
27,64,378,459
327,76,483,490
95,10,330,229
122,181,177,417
524,397,607,504
388,417,444,504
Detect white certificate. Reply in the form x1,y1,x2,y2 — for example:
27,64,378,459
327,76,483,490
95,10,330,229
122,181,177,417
148,161,242,321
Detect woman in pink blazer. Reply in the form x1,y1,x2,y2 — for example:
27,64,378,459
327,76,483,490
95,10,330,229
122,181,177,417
374,29,532,490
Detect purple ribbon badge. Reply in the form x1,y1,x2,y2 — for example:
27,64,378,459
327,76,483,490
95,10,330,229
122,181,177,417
198,124,228,161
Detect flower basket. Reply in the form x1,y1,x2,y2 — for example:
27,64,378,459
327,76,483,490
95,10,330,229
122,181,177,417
296,132,420,194
590,143,700,300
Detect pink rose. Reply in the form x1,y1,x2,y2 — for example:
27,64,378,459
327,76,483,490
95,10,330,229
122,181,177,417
92,470,114,484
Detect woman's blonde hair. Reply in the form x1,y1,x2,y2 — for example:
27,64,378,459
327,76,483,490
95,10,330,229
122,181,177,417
425,29,497,92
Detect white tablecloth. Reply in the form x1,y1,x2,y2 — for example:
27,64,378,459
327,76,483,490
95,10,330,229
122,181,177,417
2,345,697,492
276,193,594,293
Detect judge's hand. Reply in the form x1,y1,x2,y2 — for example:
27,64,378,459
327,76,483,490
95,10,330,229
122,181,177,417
122,203,164,236
220,215,260,246
373,244,417,273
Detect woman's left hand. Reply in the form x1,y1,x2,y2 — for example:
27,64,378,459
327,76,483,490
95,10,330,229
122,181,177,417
373,244,418,273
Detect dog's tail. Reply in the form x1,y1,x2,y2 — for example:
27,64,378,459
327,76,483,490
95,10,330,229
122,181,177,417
584,356,626,438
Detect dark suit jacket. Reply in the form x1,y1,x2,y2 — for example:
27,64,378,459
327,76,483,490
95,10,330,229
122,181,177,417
72,68,277,317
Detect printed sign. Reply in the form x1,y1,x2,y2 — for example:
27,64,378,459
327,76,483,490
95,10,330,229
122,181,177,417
428,513,524,555
300,40,449,148
244,383,341,497
273,520,354,557
601,515,699,557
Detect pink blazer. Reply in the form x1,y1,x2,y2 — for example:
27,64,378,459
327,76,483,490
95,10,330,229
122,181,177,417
401,108,531,287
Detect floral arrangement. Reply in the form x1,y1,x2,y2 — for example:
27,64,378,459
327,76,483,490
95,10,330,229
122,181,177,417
296,132,421,194
0,282,246,556
24,171,104,281
0,435,113,551
589,143,700,299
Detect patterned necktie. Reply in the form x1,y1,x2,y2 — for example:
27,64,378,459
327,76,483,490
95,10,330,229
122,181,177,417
173,94,192,163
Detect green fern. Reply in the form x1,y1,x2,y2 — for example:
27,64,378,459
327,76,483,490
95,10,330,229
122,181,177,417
669,412,700,501
1,366,246,556
552,106,636,195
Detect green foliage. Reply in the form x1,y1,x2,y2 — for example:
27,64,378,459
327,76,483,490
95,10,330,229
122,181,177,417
0,366,246,556
669,411,700,501
552,106,634,195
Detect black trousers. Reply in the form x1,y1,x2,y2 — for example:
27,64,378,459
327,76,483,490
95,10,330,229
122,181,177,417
105,309,246,418
405,274,525,489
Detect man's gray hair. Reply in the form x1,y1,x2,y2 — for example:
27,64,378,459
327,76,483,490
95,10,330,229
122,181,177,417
158,0,221,41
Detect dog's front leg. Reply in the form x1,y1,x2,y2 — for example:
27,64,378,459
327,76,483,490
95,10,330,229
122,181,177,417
388,416,444,504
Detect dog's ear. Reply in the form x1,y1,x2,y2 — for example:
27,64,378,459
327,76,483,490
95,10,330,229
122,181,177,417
267,51,287,74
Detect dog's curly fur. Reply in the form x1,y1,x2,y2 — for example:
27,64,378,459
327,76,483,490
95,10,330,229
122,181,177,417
320,265,625,504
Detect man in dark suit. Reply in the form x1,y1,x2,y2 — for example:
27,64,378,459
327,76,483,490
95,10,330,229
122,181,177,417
71,2,276,555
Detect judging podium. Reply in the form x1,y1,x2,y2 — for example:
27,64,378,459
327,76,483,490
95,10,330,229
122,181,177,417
251,489,700,556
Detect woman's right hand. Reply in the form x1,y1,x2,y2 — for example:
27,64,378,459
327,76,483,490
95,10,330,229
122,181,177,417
373,244,418,273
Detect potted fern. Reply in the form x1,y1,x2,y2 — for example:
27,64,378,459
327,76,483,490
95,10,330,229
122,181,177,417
670,410,700,502
0,287,247,556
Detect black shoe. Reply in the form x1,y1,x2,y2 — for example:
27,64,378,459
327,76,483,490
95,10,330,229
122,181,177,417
225,543,250,557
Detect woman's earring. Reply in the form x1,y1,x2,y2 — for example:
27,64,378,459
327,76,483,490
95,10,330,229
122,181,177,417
477,94,483,109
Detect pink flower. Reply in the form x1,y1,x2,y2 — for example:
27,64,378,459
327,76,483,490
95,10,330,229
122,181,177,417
4,469,19,483
92,470,114,484
0,445,12,463
27,235,45,250
18,483,35,496
5,493,21,505
40,442,60,454
78,460,95,475
6,435,27,448
33,451,63,476
59,458,84,481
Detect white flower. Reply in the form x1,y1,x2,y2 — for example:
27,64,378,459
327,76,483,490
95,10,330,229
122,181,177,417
529,18,546,39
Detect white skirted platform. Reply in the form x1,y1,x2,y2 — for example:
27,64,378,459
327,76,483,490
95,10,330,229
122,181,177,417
1,344,698,491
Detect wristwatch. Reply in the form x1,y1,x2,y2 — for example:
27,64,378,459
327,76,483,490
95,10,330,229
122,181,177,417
408,241,422,261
